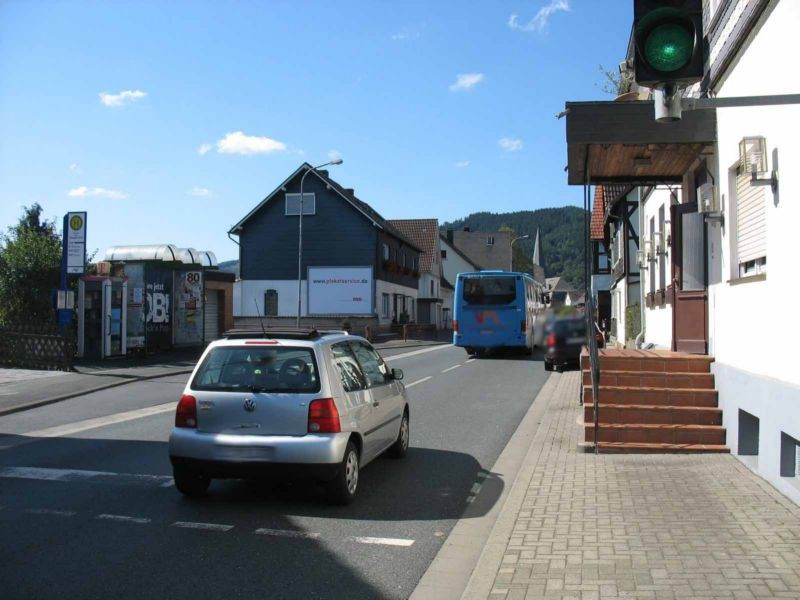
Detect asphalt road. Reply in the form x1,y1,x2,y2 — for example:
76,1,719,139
0,344,550,600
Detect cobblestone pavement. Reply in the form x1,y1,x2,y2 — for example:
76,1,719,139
485,371,800,600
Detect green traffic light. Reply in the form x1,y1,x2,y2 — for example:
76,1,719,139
644,23,693,72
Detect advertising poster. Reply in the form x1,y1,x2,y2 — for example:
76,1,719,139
114,263,145,350
308,266,373,315
146,266,172,351
173,270,203,345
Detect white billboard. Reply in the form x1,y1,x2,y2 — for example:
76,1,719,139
308,266,373,316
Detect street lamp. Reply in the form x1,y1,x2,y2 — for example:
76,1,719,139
296,158,344,327
511,234,530,248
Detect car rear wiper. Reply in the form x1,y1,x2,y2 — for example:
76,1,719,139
248,385,270,393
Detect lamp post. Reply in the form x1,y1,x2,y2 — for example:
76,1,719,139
510,234,530,271
296,159,343,327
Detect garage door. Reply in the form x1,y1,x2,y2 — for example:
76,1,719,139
204,290,220,341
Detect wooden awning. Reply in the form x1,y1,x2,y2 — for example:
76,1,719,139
565,101,717,186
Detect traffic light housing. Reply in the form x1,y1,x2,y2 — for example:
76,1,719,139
633,0,704,90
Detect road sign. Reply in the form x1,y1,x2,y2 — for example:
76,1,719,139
63,211,87,275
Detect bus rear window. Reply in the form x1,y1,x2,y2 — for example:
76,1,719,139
463,277,517,305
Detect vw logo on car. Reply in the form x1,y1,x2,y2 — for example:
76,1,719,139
243,398,256,412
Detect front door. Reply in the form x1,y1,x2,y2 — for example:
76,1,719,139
671,202,708,354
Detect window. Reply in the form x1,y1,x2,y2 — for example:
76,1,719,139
430,280,434,296
264,289,278,316
441,249,447,259
381,293,389,318
463,276,516,306
351,342,390,387
733,168,767,278
382,243,389,261
332,343,366,392
285,193,316,216
191,346,319,393
649,217,656,296
486,236,495,246
401,253,406,268
658,205,667,291
412,257,417,272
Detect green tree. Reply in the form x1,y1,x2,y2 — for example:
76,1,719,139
499,225,535,275
0,204,62,326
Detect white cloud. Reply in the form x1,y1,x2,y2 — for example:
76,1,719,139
498,138,523,152
197,143,213,156
98,89,147,107
391,24,424,41
189,186,212,197
67,186,127,199
216,131,287,155
328,149,343,161
508,0,570,33
68,163,82,174
454,160,471,168
449,73,485,92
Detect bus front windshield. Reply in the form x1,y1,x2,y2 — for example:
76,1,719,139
463,277,517,306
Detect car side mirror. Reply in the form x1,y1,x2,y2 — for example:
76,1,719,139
391,368,404,381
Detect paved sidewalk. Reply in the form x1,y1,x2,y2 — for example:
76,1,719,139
0,353,199,416
464,371,800,600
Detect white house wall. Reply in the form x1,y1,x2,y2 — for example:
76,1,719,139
375,279,419,327
641,187,675,349
234,279,310,317
707,0,800,503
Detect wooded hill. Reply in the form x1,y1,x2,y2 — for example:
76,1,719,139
441,206,588,289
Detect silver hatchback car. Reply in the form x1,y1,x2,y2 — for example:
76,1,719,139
169,329,410,504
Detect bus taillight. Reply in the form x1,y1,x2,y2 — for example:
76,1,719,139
453,320,458,333
520,320,527,333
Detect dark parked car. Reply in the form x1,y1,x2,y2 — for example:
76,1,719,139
544,316,604,372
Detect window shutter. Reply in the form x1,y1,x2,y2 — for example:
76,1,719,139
736,173,766,264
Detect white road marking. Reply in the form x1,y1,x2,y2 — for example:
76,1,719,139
441,365,461,373
465,358,476,364
386,345,451,362
348,536,415,547
96,513,151,524
0,466,173,486
172,521,233,532
405,376,432,388
20,402,176,439
254,528,320,539
25,508,76,516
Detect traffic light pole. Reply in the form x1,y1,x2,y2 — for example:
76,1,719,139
682,93,800,110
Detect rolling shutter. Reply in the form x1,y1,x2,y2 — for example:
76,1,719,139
204,290,220,341
736,173,766,264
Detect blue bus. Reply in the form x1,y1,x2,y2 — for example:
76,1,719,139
453,271,546,356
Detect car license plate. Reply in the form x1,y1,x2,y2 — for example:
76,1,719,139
567,336,585,344
218,446,272,460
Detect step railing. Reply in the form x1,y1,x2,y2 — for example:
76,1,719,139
584,295,601,453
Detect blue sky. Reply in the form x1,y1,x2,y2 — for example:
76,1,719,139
0,0,631,262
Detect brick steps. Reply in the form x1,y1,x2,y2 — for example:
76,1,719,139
581,351,713,374
582,370,714,389
583,385,718,407
584,423,726,445
585,403,722,425
595,442,730,454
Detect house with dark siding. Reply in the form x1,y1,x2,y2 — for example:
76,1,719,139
229,163,422,329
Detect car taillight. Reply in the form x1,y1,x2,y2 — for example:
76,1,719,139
546,333,557,347
520,320,527,334
453,320,458,333
308,398,341,433
175,394,197,428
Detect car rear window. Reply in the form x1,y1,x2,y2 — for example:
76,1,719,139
463,277,517,305
552,319,586,336
191,345,320,393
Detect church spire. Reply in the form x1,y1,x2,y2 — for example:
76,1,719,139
532,228,542,267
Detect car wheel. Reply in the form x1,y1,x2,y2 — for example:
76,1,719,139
327,441,359,505
465,346,474,355
173,467,210,498
387,410,410,459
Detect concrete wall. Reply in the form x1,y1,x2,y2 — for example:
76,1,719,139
706,0,800,500
441,237,478,285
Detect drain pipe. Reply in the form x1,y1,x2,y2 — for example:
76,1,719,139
635,187,646,349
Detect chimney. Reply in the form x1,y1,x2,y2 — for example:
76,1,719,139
317,169,329,178
447,229,454,244
344,188,355,196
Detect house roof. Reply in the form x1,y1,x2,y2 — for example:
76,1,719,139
567,291,585,303
545,276,574,292
228,163,423,252
441,276,454,290
386,219,439,272
439,234,481,270
590,186,606,241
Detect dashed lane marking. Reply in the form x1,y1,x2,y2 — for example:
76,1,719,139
172,521,234,532
255,528,321,540
441,365,461,374
0,466,173,487
465,358,476,364
96,514,151,524
347,536,415,547
405,376,432,389
25,508,76,517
